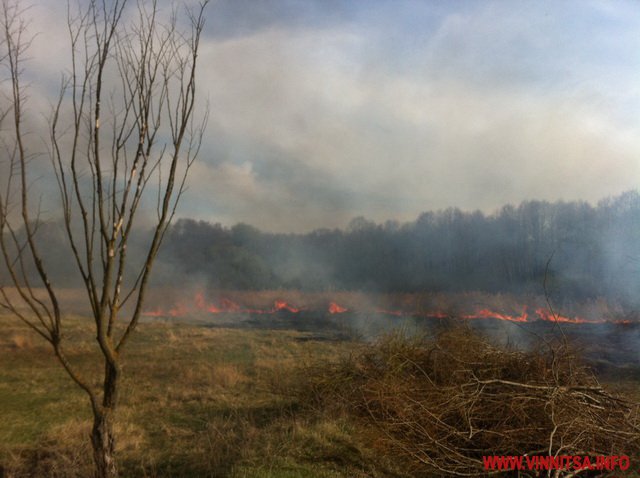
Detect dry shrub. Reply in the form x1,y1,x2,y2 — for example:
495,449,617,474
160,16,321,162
305,327,640,477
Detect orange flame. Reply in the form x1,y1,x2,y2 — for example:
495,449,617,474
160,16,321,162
142,294,634,325
273,300,300,313
535,308,597,324
328,302,348,314
461,307,528,323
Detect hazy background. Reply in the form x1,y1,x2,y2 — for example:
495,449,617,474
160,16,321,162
24,0,640,233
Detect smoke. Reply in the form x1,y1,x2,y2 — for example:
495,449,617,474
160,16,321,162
2,1,639,234
175,0,640,232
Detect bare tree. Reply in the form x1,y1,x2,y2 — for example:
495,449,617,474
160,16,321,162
0,0,208,476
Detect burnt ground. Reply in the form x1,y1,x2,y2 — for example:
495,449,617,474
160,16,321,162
143,309,640,378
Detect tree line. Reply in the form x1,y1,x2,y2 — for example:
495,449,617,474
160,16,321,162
155,190,640,307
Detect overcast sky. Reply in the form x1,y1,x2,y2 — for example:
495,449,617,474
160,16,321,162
30,0,640,232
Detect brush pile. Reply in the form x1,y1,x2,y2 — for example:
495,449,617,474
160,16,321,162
305,328,640,476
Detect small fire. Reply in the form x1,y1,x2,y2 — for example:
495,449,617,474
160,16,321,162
142,293,634,325
193,292,242,313
328,302,348,314
535,308,597,324
461,307,528,323
273,300,300,313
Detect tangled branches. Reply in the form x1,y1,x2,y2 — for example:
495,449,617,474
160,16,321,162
305,328,640,476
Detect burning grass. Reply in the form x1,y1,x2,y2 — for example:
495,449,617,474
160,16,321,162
141,288,636,326
300,328,640,477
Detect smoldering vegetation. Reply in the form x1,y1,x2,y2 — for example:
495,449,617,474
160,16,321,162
131,286,640,374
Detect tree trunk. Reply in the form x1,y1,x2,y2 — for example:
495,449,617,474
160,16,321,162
91,410,117,478
91,363,119,478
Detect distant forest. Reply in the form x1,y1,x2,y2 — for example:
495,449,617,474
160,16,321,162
3,191,638,307
155,190,639,306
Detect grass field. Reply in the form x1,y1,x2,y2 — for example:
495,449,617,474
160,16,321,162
0,313,405,477
1,310,639,477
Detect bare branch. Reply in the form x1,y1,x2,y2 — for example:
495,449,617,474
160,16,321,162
1,0,210,474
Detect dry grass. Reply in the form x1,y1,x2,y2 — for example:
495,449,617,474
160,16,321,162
0,313,373,477
7,334,34,350
301,327,640,477
2,310,640,477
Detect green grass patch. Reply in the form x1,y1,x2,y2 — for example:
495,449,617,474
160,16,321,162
0,315,369,477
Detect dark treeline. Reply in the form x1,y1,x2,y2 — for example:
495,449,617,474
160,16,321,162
2,191,638,307
156,191,640,306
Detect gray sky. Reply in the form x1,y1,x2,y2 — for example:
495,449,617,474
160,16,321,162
29,0,640,232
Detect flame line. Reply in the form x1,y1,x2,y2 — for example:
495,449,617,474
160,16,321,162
142,294,634,325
